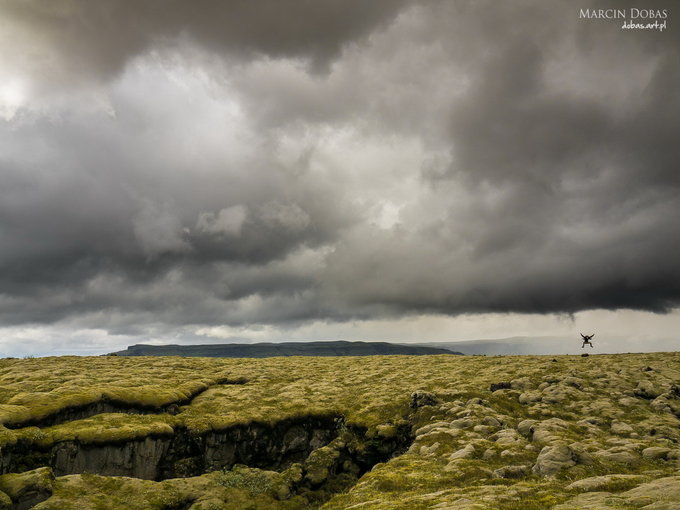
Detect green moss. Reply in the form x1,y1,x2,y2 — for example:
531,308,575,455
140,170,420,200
0,491,11,510
217,466,279,496
0,352,675,509
35,414,176,445
499,492,568,509
0,467,55,501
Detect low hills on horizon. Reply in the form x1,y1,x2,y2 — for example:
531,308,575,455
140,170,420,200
110,340,462,357
109,336,678,358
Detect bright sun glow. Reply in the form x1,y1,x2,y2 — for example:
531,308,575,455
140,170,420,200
0,78,26,120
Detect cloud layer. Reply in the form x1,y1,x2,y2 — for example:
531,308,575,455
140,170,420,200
0,0,678,347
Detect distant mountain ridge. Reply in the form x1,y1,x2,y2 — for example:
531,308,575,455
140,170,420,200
111,341,462,358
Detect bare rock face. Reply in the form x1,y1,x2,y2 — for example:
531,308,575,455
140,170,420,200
668,384,680,399
634,380,662,400
571,443,594,464
482,416,502,428
531,418,570,445
510,377,533,390
532,443,576,477
450,418,475,430
648,384,680,418
482,448,496,460
52,437,171,480
642,447,671,460
518,392,542,405
443,446,480,472
448,444,476,461
419,442,440,457
516,419,537,438
493,429,521,446
610,421,635,435
650,396,672,413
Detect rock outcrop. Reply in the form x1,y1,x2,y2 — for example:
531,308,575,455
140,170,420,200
532,443,578,477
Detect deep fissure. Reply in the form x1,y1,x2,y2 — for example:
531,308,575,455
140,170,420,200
1,413,414,505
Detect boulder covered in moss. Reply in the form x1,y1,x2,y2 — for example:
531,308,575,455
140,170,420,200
0,491,10,510
532,443,577,477
0,467,55,509
634,380,662,400
302,440,343,486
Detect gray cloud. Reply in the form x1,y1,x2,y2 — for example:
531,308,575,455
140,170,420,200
0,0,679,344
1,0,407,90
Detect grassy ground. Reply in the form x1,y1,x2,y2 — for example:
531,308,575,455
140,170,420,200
0,352,678,508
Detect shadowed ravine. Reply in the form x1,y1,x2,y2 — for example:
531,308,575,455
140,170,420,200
2,414,413,479
0,413,414,508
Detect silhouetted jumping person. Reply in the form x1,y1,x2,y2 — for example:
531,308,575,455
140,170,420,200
580,333,594,348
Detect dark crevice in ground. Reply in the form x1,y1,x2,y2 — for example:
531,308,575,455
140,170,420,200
11,489,51,510
3,378,248,430
0,413,414,508
1,415,342,478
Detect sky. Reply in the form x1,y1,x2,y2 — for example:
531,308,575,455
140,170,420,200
0,0,678,356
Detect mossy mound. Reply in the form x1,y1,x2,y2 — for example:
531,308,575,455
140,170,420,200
0,352,678,508
0,466,55,508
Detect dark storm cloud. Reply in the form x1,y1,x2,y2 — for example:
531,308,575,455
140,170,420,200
442,1,680,314
321,0,680,316
0,0,679,338
1,0,407,87
0,100,345,324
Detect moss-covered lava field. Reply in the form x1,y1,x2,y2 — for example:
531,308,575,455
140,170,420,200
0,352,678,509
